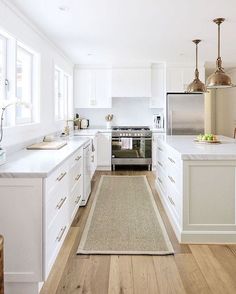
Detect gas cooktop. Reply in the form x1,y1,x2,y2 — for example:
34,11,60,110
112,126,150,131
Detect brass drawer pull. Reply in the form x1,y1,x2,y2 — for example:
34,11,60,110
75,174,82,181
168,175,175,183
57,172,67,181
168,157,175,164
75,195,81,204
158,147,163,152
158,161,163,167
56,226,67,242
158,177,163,184
75,155,82,161
91,155,95,163
56,197,67,209
168,196,175,206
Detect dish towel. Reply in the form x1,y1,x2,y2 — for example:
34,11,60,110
121,138,133,149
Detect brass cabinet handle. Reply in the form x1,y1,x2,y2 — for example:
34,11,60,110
158,177,163,184
158,161,163,167
75,155,82,161
158,147,163,152
168,196,175,206
168,157,175,164
75,195,81,204
56,197,67,209
56,226,67,242
56,172,67,181
168,175,175,184
75,174,82,181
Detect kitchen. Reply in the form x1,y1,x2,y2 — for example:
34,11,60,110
0,0,236,294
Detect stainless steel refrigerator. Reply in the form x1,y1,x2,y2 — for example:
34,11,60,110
166,93,204,135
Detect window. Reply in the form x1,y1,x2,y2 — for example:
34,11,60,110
55,66,72,121
0,35,7,102
0,30,39,128
16,44,33,124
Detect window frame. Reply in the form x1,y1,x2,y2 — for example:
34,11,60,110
15,43,34,125
54,66,72,121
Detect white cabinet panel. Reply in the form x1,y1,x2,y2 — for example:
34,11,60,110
150,65,166,108
166,65,205,92
112,68,151,98
74,68,112,108
188,165,235,225
97,133,111,169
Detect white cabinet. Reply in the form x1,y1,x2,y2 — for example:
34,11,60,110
74,67,112,108
0,145,85,294
155,138,236,243
150,64,166,108
166,65,205,92
97,132,111,170
152,133,165,170
112,68,151,98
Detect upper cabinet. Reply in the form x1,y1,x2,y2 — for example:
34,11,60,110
166,64,205,92
74,67,112,108
150,64,166,108
112,67,151,98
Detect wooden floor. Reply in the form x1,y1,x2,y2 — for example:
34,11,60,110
40,170,236,294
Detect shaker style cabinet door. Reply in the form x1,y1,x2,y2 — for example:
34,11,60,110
97,133,111,170
74,68,112,108
150,64,166,108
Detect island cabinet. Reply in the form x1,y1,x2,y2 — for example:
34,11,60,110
0,147,84,294
155,137,236,243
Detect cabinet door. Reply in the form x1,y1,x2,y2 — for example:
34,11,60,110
95,69,112,108
97,133,111,169
166,67,183,92
74,69,94,108
150,66,166,108
112,68,151,97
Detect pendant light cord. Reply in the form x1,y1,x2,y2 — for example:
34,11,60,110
218,22,221,59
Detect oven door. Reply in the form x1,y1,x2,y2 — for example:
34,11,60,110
112,137,152,160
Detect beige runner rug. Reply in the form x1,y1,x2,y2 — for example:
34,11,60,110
77,175,174,255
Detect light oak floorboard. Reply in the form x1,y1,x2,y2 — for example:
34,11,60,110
108,256,134,294
132,256,159,294
153,255,186,294
190,245,236,294
41,171,236,294
175,253,212,294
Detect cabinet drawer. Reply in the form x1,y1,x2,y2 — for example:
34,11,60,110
45,174,69,228
46,200,69,271
166,183,180,222
69,148,83,169
69,183,83,220
45,161,69,195
166,165,182,193
156,167,167,195
166,148,181,171
69,161,83,192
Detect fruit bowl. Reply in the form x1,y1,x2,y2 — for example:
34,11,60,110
194,134,221,144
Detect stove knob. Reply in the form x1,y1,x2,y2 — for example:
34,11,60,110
129,133,131,136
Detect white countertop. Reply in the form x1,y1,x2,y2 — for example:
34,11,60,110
161,135,236,160
0,136,90,178
73,128,112,136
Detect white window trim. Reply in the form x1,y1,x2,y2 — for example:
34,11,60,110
54,66,72,122
0,29,40,128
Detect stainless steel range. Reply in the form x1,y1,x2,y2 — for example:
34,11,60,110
111,126,152,170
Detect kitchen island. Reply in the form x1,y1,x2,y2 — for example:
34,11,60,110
155,135,236,243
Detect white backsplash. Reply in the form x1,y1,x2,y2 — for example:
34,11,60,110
75,97,164,127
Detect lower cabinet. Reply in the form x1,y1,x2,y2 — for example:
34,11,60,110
97,133,111,170
0,146,85,294
155,138,236,243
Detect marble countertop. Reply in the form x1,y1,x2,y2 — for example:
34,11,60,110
74,128,165,136
0,136,90,178
160,135,236,160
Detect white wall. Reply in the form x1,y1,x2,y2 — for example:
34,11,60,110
215,69,236,138
0,0,74,150
75,97,163,128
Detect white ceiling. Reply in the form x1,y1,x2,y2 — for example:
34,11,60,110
9,0,236,66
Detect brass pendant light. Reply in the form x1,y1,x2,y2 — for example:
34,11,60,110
187,39,207,93
206,18,234,88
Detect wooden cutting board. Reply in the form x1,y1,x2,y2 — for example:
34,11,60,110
27,141,67,150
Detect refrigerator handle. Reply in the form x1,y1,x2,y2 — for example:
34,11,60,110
170,110,173,135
